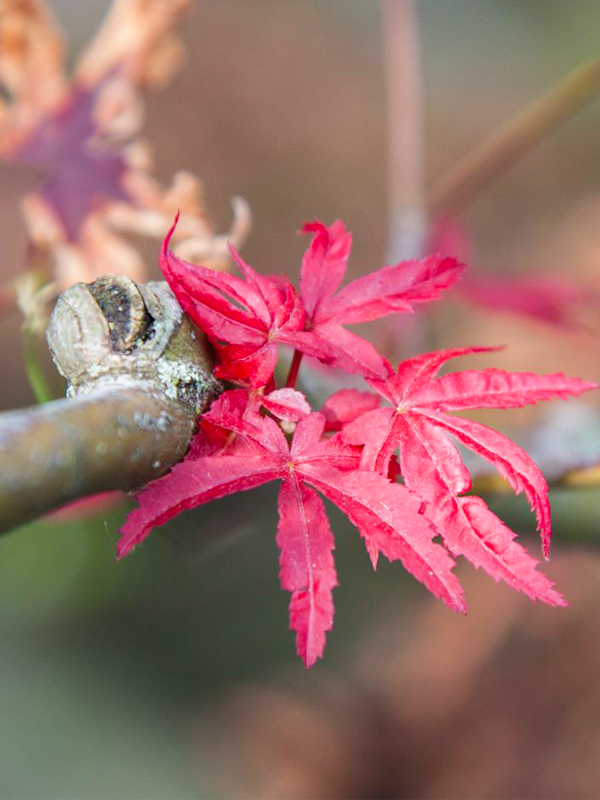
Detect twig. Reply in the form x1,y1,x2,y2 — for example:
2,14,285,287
429,57,600,216
285,350,304,389
472,464,600,498
23,326,54,404
381,0,427,262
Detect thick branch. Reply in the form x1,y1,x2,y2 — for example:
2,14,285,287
0,274,220,534
0,386,195,531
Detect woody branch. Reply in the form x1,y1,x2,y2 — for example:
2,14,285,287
0,274,219,534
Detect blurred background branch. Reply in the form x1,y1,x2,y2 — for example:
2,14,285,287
382,0,427,263
429,56,600,216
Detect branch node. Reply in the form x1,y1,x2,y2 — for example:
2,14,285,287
46,275,221,415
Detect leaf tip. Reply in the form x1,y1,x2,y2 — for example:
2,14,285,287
296,633,326,669
301,652,319,669
541,530,551,560
447,589,468,615
365,538,380,570
115,538,132,561
163,210,180,253
543,586,568,607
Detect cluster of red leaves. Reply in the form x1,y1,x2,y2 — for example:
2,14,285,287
118,218,596,667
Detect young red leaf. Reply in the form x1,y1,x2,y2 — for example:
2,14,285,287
289,220,465,378
409,368,597,411
277,478,337,668
159,216,464,383
418,409,553,554
118,407,465,664
461,274,596,331
262,388,311,421
303,465,466,612
340,348,597,600
300,220,465,325
117,453,281,559
321,388,381,431
397,413,564,604
159,221,306,386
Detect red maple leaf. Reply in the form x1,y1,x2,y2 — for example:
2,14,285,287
287,220,466,378
343,347,596,604
460,274,597,332
425,209,596,333
118,392,465,667
159,224,306,387
261,388,312,422
321,388,381,431
159,216,464,385
119,216,598,668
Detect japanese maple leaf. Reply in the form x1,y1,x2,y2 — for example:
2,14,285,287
460,274,597,333
118,392,465,666
260,387,312,421
428,217,594,332
159,217,464,385
321,388,381,431
343,347,597,605
159,221,311,386
286,220,466,378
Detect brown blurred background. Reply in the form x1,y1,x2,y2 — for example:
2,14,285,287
2,2,600,798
